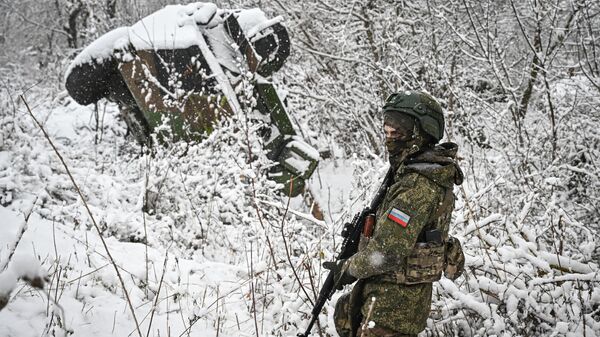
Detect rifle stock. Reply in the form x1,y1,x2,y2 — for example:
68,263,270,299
297,168,393,337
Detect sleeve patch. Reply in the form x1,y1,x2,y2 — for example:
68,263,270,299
388,208,410,228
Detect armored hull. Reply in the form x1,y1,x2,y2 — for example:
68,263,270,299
65,2,318,196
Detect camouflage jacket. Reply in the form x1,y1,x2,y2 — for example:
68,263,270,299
346,142,463,333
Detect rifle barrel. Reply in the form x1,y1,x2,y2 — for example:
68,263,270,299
297,167,393,336
298,271,334,337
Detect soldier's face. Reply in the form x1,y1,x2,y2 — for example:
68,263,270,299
384,124,409,141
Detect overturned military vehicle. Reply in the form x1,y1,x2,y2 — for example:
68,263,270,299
65,2,318,197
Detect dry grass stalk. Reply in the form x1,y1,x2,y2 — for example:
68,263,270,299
146,249,169,337
360,297,377,337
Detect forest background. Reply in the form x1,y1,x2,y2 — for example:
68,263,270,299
0,0,599,336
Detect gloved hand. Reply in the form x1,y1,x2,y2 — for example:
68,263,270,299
323,259,357,289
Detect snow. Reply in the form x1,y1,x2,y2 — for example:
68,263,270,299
7,253,44,281
284,153,311,175
439,278,493,319
0,204,20,246
555,321,569,333
192,3,218,25
235,8,269,35
0,269,17,296
286,138,321,161
407,162,442,170
194,25,242,113
0,205,256,337
65,27,129,78
368,251,384,267
0,97,364,336
3,2,600,336
537,251,597,274
79,3,279,55
67,2,278,85
129,4,209,50
204,24,241,73
246,16,284,40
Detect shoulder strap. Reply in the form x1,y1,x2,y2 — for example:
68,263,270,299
416,184,454,242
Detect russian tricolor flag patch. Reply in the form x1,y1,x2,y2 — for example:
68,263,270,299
388,208,411,228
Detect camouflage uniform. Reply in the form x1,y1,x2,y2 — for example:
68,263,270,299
333,92,464,337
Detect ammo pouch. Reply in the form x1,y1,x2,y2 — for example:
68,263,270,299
444,236,465,280
380,235,465,285
381,242,445,285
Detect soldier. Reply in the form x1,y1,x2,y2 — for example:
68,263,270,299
325,91,465,337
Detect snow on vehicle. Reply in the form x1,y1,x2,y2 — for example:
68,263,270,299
65,2,319,197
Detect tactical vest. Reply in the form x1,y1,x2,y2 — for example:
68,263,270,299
380,163,464,285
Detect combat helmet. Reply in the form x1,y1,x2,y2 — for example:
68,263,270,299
382,90,444,142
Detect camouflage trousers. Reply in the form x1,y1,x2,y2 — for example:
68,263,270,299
333,291,417,337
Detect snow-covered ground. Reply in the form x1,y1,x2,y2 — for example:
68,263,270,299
2,89,599,337
0,99,368,337
1,47,599,337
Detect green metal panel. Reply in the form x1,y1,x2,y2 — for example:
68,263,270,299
255,82,296,136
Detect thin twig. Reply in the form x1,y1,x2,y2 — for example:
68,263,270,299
40,287,72,335
143,156,151,298
256,199,327,228
360,297,377,337
66,263,110,284
146,248,169,337
280,180,315,307
304,259,325,337
250,243,259,337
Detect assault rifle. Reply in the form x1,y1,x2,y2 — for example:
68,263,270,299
297,167,394,337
